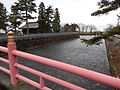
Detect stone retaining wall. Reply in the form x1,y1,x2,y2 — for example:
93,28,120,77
0,32,79,51
105,38,120,78
113,36,120,49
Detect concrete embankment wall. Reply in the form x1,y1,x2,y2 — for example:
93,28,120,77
105,36,120,78
113,36,120,49
0,32,79,51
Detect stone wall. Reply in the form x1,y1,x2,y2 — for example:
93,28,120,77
112,36,120,49
0,32,79,51
105,37,120,78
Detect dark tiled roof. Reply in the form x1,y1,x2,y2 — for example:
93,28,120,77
20,22,38,29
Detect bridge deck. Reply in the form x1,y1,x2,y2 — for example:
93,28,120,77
0,71,37,90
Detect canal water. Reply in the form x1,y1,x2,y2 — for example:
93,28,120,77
17,36,114,90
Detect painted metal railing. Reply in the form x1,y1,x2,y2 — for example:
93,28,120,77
0,31,120,90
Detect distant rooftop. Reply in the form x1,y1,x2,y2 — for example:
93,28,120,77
20,22,38,29
0,29,5,33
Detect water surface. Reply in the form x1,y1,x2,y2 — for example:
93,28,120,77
18,36,114,90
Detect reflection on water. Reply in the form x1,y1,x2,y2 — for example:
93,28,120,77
80,35,95,39
19,36,114,90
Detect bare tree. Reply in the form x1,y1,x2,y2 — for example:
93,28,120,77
89,25,97,33
77,23,86,32
105,24,114,32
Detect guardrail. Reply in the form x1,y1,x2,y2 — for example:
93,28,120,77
0,31,120,90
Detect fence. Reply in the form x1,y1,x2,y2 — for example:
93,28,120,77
0,31,120,90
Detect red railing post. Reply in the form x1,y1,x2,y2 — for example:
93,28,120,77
40,77,44,88
8,31,19,84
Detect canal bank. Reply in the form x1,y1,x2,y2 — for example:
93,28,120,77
0,32,79,51
106,37,120,79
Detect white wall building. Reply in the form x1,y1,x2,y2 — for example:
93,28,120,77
0,29,5,34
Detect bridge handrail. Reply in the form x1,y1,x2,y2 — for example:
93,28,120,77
0,46,85,90
12,49,120,88
0,31,120,89
0,46,8,53
15,63,85,90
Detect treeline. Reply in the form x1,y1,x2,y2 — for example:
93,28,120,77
0,0,97,34
61,23,97,33
0,0,60,34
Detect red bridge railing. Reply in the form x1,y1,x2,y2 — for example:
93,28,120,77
0,31,120,90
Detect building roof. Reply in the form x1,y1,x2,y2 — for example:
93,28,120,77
0,29,5,33
20,22,38,29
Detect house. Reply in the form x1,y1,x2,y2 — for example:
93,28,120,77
8,29,23,35
20,22,38,34
0,29,6,35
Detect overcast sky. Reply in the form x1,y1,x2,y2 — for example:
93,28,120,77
1,0,120,30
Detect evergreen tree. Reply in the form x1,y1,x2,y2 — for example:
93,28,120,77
83,0,120,45
38,3,54,33
38,2,46,33
0,2,8,33
17,0,37,34
52,8,61,32
62,24,70,32
70,24,79,32
62,23,79,32
45,5,54,32
91,0,120,16
9,3,22,33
